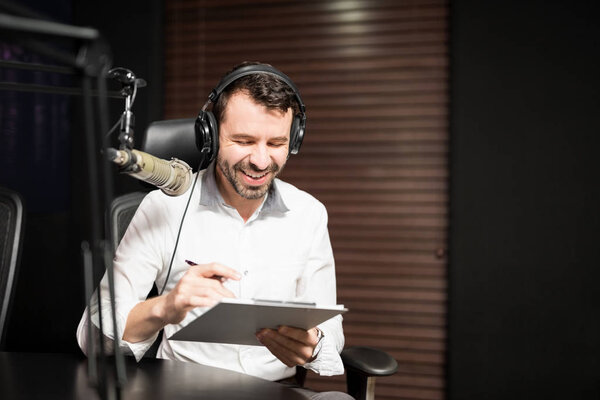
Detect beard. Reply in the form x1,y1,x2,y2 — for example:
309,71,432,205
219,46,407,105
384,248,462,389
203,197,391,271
216,156,282,200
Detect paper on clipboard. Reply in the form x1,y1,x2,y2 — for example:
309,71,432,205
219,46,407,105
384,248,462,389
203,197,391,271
168,298,347,346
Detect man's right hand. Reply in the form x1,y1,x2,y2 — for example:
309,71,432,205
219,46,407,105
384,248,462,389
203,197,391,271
160,262,242,325
123,262,241,343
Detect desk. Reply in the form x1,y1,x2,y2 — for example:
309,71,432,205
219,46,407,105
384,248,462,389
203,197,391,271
0,352,306,400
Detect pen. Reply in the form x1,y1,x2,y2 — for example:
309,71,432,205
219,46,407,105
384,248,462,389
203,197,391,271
185,259,227,283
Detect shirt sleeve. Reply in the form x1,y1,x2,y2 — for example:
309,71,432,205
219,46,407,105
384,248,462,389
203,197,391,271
76,191,168,361
296,203,345,376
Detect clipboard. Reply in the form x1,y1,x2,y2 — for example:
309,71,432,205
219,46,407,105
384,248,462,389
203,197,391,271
168,298,347,346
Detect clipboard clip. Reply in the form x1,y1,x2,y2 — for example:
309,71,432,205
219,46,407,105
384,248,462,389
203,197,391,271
252,298,317,307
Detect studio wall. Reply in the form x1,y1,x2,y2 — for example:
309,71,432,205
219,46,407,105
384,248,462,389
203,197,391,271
449,1,600,399
164,1,450,399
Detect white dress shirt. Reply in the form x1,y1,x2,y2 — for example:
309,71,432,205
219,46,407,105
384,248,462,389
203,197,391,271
76,162,345,381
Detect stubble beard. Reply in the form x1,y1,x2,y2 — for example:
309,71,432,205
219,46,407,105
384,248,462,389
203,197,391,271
217,156,282,200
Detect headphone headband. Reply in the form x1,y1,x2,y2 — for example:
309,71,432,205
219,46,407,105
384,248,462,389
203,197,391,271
206,64,306,114
195,63,306,170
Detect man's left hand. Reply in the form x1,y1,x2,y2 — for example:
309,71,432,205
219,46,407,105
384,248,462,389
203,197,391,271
256,326,320,367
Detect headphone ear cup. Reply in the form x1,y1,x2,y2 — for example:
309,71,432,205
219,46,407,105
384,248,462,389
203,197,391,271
194,110,219,169
289,114,305,155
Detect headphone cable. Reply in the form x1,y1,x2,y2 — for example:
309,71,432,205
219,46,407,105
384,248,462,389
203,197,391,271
158,153,206,296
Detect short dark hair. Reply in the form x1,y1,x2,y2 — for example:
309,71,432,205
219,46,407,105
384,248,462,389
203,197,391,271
212,61,301,124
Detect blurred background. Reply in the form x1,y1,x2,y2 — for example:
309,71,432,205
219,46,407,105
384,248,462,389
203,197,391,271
1,1,599,399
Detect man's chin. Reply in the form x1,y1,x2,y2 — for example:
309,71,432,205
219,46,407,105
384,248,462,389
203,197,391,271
234,180,273,200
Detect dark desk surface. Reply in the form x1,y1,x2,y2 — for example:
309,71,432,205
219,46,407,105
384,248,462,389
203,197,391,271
0,352,305,400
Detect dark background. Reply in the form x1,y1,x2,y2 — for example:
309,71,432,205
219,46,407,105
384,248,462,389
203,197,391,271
1,0,163,353
449,0,600,399
1,0,599,398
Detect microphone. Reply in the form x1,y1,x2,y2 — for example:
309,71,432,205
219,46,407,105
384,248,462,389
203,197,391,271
106,148,192,196
108,67,147,87
108,67,147,150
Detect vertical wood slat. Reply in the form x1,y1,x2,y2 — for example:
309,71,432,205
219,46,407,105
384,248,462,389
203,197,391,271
164,1,449,399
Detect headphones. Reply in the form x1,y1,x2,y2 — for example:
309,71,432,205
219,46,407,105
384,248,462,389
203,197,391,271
194,64,306,170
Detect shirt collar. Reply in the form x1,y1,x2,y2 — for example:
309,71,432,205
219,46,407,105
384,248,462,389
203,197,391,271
200,161,289,214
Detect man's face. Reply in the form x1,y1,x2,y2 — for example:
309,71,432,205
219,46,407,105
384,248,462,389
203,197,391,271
215,90,292,201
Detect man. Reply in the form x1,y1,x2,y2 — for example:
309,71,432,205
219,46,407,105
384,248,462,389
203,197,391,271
77,62,351,399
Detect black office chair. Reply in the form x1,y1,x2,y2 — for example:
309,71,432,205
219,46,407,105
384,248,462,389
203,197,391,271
109,191,147,251
0,187,25,350
108,190,164,359
111,119,398,399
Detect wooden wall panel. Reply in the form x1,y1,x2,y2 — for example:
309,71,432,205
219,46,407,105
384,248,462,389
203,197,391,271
164,1,449,399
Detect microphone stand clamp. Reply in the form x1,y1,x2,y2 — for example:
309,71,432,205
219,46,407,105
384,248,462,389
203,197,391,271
107,67,146,150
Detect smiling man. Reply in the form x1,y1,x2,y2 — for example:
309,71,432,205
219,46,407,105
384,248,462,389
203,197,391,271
215,89,291,219
77,63,351,399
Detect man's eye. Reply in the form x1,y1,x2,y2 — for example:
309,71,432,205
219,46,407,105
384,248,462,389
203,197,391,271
236,140,252,145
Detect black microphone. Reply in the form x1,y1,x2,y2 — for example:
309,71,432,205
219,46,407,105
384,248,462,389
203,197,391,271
108,67,147,87
106,147,192,196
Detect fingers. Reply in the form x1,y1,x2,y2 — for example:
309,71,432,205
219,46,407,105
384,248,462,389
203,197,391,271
256,329,301,367
168,285,220,309
256,328,315,367
163,262,240,323
187,295,218,309
197,277,235,298
182,262,239,297
188,262,242,281
176,273,235,301
277,326,319,347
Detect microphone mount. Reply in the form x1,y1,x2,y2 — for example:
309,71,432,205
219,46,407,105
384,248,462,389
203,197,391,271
108,67,146,150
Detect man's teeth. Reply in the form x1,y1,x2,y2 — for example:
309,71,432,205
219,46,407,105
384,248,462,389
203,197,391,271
244,171,266,179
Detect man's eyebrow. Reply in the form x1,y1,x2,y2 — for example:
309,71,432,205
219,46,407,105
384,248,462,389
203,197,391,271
230,134,255,140
229,134,288,143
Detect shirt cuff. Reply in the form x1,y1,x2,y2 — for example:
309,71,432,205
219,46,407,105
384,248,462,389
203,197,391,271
122,332,160,361
90,300,159,362
302,332,344,376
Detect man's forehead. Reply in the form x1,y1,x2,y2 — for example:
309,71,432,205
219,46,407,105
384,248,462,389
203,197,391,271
222,90,292,121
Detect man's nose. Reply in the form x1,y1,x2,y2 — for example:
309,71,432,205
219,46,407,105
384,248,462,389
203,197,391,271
249,144,270,170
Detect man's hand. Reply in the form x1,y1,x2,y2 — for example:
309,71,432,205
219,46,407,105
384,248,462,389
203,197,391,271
123,262,240,343
255,326,321,367
160,262,241,325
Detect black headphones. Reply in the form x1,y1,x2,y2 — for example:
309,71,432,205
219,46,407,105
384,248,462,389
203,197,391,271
194,64,306,170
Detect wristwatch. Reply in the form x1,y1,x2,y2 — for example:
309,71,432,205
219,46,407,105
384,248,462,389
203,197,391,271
311,328,325,360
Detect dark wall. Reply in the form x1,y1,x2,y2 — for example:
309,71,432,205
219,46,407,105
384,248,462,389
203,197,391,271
449,1,600,399
3,0,163,353
72,0,164,194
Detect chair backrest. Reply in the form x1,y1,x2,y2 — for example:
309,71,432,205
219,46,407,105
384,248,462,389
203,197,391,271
109,191,146,250
141,118,204,171
109,191,161,358
108,118,201,249
0,187,25,349
108,119,200,358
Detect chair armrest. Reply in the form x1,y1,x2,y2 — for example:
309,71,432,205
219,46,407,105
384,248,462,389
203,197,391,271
341,346,398,376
